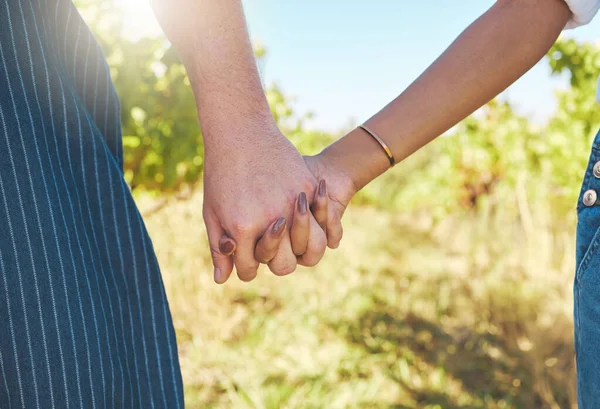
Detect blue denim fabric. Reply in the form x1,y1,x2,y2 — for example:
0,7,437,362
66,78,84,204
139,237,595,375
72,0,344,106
575,128,600,408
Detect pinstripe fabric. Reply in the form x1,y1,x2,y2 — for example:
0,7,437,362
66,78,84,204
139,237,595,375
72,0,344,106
0,0,184,407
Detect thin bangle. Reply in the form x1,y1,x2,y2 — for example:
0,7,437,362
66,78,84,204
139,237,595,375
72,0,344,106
357,125,396,167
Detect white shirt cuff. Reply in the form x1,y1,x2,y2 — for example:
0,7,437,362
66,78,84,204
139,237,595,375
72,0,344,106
564,0,600,29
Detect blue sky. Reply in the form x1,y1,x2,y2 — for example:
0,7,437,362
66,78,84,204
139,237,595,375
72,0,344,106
241,0,600,131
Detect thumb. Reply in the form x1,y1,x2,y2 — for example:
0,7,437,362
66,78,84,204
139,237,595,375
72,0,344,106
204,209,235,284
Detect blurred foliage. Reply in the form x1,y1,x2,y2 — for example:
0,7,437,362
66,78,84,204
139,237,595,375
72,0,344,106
360,39,600,221
77,0,336,193
77,0,203,192
77,2,600,406
79,0,600,223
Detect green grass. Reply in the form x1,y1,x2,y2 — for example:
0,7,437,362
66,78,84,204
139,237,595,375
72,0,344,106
140,191,577,409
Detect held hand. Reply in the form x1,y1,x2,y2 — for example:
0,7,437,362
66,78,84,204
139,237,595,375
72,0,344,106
251,188,329,264
203,126,327,283
217,187,330,279
304,152,358,248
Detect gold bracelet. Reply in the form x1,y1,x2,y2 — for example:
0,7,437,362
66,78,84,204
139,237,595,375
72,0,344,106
357,125,396,167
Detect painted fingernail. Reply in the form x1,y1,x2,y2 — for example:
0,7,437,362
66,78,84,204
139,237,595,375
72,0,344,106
298,192,308,214
214,268,222,283
272,217,286,235
319,180,327,197
219,240,235,255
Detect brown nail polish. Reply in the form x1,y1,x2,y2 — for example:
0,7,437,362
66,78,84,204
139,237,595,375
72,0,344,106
219,240,235,255
298,192,308,214
319,180,327,197
272,217,286,234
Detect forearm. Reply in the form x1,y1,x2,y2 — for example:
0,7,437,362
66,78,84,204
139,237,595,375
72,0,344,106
152,0,277,153
324,0,571,191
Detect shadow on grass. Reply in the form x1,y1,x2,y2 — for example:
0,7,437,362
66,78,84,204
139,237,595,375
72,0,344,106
334,298,574,409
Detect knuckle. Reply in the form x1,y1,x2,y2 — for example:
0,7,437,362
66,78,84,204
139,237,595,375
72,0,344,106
299,256,319,268
302,179,317,195
329,236,341,248
271,262,297,277
285,189,299,207
292,244,308,257
236,262,259,281
256,256,269,265
230,219,255,236
236,257,259,271
255,250,273,265
308,230,327,253
209,246,223,260
238,271,258,282
331,225,343,242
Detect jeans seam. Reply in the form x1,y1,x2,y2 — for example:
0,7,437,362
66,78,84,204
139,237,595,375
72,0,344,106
575,285,581,340
576,225,600,283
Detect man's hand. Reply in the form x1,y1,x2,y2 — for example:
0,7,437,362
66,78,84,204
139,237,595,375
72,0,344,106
203,125,328,283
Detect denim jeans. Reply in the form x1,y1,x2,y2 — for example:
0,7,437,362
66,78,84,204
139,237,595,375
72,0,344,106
575,129,600,408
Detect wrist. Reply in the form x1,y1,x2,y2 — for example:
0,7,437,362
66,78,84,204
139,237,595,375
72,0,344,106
202,120,296,170
320,127,391,192
200,108,280,150
188,68,277,150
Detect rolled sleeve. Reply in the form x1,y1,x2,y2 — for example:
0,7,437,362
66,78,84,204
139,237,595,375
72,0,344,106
564,0,600,29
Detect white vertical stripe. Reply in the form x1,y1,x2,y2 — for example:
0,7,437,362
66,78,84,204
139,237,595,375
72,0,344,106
100,68,129,406
31,6,90,408
62,5,71,63
136,211,169,407
87,61,133,407
0,21,46,409
152,252,183,406
113,87,122,168
48,8,137,404
58,80,99,409
78,29,108,408
98,60,144,407
0,315,12,409
13,1,78,406
105,144,136,409
53,0,60,34
71,16,80,81
0,151,39,409
119,172,155,408
0,246,19,409
0,178,27,409
64,97,105,409
107,77,142,409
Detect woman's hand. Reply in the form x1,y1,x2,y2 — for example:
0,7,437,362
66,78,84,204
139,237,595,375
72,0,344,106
217,187,330,281
203,125,328,283
304,152,357,249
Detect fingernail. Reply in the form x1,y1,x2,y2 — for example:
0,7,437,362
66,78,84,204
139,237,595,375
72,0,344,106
272,217,286,235
298,192,308,214
214,268,222,283
319,180,327,197
219,240,235,255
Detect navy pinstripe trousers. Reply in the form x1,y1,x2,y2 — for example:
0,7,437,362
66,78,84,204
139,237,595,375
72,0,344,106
0,0,184,407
